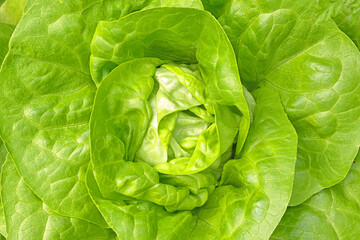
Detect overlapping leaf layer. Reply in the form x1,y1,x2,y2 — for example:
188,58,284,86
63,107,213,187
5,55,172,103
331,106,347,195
0,0,359,239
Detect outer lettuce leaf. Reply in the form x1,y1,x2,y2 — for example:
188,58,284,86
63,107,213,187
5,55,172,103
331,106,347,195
0,0,113,226
143,0,203,10
0,23,13,65
0,0,27,25
203,0,360,206
271,153,360,240
333,1,360,49
0,146,6,237
0,143,6,166
1,157,115,239
0,0,203,231
0,3,15,238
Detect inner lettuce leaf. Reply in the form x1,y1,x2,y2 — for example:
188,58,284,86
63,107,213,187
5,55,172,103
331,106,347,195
135,63,224,175
202,0,360,206
0,0,204,232
87,7,297,240
88,6,250,210
89,8,250,155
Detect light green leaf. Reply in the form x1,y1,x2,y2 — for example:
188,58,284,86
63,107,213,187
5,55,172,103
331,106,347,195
90,58,217,212
0,22,15,233
190,88,297,240
171,112,209,145
90,9,249,123
155,65,202,122
0,22,13,65
86,7,285,239
0,142,6,166
1,157,115,240
0,0,203,228
0,145,6,237
0,0,27,25
90,7,250,175
332,0,360,49
205,0,360,205
88,86,296,240
87,163,197,240
143,0,203,10
271,153,360,240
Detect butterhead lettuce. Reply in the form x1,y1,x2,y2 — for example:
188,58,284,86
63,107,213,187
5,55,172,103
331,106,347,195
0,0,359,239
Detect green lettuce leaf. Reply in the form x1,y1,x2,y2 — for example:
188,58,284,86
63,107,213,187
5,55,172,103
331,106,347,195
88,70,296,239
190,88,297,240
0,0,27,25
203,0,360,206
0,144,6,237
1,0,358,238
271,153,360,239
89,7,250,173
86,7,296,239
0,143,6,166
88,6,249,210
0,0,22,236
0,23,13,65
0,0,203,231
332,0,360,49
1,157,115,239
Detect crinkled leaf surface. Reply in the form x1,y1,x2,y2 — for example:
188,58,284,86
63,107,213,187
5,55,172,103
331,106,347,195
0,7,14,237
89,7,250,170
87,7,296,240
90,57,220,212
203,0,360,205
0,143,6,166
0,22,13,65
88,6,247,232
1,157,115,240
333,1,360,49
1,0,358,239
0,0,27,25
189,88,297,240
0,147,6,237
271,153,360,240
88,86,296,240
0,0,203,229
